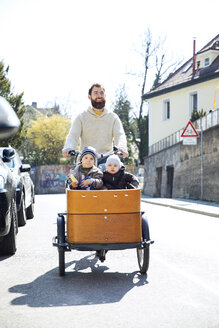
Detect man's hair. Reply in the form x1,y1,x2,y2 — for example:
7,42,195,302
88,83,105,95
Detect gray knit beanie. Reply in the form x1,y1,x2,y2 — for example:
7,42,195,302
106,155,121,169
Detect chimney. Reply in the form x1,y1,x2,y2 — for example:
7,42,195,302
192,38,196,75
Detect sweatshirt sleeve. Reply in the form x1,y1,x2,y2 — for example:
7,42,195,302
63,114,82,150
112,115,128,152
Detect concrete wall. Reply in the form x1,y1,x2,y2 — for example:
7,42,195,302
143,124,219,202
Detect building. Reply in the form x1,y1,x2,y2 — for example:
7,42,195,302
24,102,60,126
142,35,219,202
144,34,219,155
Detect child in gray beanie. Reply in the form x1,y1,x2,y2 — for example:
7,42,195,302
103,154,139,190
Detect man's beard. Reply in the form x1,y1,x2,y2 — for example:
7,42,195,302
91,99,105,110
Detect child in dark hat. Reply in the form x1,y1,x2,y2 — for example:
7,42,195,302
66,146,103,190
103,154,139,190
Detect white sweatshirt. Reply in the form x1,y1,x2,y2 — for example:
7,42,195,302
63,106,127,154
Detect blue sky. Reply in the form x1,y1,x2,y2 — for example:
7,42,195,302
0,0,218,117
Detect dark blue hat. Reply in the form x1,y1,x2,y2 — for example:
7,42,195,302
80,146,97,162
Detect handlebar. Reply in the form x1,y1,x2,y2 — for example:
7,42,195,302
68,150,79,157
68,147,122,158
68,150,80,165
68,147,123,166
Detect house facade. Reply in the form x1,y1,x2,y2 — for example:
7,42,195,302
144,34,219,153
142,34,219,201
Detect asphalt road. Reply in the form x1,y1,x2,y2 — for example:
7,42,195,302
0,194,219,328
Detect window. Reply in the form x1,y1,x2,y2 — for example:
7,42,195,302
204,57,209,67
5,159,14,169
189,92,198,115
192,93,197,110
163,99,170,120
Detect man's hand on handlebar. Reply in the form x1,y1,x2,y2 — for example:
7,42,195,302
118,148,129,159
62,148,72,158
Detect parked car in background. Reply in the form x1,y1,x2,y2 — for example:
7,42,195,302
0,159,18,255
0,148,35,227
0,97,20,255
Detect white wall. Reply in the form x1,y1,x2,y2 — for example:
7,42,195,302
147,78,219,146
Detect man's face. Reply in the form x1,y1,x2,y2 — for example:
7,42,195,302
88,86,106,110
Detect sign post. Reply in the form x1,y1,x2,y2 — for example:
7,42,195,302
181,120,203,200
200,118,203,200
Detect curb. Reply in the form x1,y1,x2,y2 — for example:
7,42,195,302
141,198,219,218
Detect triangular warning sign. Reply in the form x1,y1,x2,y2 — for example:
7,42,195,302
181,121,199,137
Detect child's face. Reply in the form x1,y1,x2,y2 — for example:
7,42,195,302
106,163,119,174
81,154,95,168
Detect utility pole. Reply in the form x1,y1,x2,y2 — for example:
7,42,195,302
200,118,203,200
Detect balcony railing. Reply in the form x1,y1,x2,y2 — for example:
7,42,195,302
148,108,219,156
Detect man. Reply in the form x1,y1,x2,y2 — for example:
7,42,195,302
62,83,128,158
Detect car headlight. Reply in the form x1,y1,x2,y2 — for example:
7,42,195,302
0,175,4,189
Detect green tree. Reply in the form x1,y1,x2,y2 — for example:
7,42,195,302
26,114,71,165
0,61,26,148
190,108,206,122
113,86,135,162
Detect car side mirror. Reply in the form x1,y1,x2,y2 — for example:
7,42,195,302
2,147,16,162
2,157,11,163
0,96,21,139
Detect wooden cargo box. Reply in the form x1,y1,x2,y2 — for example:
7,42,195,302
67,189,142,243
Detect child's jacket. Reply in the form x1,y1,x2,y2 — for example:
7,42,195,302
67,163,103,190
103,166,139,189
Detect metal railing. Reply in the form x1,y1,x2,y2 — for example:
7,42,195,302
148,108,219,155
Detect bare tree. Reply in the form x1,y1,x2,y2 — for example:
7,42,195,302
126,28,180,164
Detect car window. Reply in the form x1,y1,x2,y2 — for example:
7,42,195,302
5,160,15,169
14,154,21,167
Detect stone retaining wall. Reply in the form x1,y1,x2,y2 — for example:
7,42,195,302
143,125,219,202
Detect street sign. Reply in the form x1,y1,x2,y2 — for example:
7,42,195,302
181,121,199,137
182,137,197,145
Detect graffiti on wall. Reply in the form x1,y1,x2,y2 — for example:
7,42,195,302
39,166,71,192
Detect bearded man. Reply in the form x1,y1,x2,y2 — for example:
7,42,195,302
62,83,128,158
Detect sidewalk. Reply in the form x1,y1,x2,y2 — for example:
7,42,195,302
141,195,219,218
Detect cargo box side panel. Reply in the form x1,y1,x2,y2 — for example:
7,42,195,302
67,189,141,214
67,213,142,243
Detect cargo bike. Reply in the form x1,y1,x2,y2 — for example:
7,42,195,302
52,150,154,276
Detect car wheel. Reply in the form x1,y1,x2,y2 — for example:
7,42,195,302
0,197,17,255
17,192,27,226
